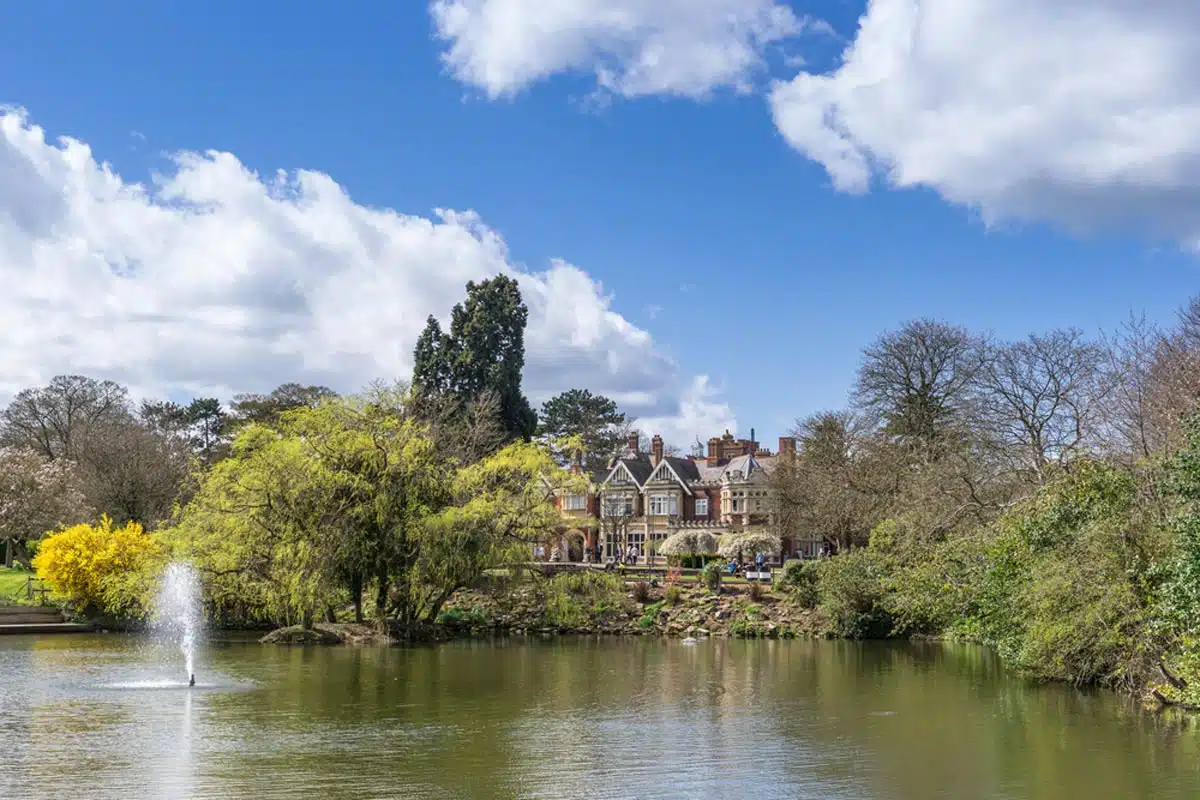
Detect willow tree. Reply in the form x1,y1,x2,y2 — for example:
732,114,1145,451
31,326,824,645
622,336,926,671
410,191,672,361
167,424,343,628
170,392,577,637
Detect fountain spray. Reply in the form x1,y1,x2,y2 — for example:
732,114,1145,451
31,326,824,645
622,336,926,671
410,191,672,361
155,562,203,685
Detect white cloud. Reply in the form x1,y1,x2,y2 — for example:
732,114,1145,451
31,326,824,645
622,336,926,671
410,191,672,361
430,0,813,99
769,0,1200,247
635,376,736,449
0,107,732,444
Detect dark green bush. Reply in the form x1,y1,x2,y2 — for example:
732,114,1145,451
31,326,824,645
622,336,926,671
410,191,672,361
701,562,723,593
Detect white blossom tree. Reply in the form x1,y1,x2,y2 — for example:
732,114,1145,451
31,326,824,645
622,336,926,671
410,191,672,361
0,447,91,567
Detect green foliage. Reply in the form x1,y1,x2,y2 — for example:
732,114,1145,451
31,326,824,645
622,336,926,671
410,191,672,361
969,461,1165,687
664,584,682,606
701,561,723,593
169,392,571,634
537,389,627,472
637,600,663,629
779,560,820,609
412,276,537,442
816,549,893,639
436,605,490,630
1156,417,1200,701
747,581,764,602
541,571,628,628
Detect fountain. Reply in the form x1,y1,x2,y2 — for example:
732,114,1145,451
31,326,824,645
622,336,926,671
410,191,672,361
154,562,203,685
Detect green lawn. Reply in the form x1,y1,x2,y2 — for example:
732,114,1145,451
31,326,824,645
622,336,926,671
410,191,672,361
0,566,47,605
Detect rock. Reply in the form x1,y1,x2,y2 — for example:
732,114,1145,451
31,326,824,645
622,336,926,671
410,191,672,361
696,628,710,638
260,624,346,645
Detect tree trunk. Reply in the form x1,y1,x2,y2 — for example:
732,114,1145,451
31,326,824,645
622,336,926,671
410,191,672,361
301,608,314,631
374,564,390,636
4,539,12,569
325,605,337,624
352,573,364,624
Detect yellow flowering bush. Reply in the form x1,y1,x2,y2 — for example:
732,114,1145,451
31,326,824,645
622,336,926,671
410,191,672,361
33,516,165,613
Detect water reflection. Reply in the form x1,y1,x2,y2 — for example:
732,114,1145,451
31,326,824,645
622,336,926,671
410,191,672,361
2,635,1200,799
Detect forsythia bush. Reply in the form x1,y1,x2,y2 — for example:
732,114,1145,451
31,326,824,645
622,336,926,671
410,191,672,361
33,516,165,612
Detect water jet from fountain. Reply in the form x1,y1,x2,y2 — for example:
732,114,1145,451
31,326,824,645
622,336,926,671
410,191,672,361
154,562,203,684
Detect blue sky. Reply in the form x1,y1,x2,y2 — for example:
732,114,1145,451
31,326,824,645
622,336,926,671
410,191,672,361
1,0,1197,446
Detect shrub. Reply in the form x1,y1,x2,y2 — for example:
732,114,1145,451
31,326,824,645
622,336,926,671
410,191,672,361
701,562,723,593
631,580,651,604
782,560,820,609
747,581,764,602
33,516,165,615
818,549,893,639
436,605,490,629
542,571,628,628
664,584,682,606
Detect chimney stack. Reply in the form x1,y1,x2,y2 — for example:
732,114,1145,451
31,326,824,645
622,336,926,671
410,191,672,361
706,436,721,467
628,431,639,455
651,434,664,466
778,436,797,459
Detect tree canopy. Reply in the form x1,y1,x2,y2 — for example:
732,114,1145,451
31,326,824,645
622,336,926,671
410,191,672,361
537,388,627,472
412,276,537,443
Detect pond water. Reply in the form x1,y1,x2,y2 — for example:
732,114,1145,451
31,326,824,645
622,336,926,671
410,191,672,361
2,634,1199,799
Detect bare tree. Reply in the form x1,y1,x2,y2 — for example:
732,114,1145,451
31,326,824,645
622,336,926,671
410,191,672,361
1101,314,1166,460
0,375,130,460
75,417,190,528
974,328,1112,484
770,411,880,552
853,319,985,452
1143,296,1200,452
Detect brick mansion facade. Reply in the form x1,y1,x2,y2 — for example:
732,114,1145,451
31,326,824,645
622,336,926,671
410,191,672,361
551,429,824,563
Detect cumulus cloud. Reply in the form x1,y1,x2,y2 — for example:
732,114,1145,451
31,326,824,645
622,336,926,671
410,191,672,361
769,0,1200,247
0,108,733,445
430,0,817,99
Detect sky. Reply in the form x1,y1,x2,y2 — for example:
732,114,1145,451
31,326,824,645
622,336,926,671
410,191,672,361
0,0,1198,448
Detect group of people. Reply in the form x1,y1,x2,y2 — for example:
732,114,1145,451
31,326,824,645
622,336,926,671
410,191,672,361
727,552,770,576
600,543,641,570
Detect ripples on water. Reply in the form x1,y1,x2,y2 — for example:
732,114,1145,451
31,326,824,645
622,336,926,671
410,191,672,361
2,635,1200,799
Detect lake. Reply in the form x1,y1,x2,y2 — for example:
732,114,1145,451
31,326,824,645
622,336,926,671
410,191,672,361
1,634,1199,799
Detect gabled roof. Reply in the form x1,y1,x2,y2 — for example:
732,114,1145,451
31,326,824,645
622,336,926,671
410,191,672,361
643,456,698,495
600,454,654,488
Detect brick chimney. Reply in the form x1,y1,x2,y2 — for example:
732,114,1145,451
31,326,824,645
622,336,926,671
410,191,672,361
706,436,721,467
778,436,797,459
651,434,664,466
627,431,639,455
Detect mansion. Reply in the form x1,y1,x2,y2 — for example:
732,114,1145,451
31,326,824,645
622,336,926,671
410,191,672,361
553,429,823,563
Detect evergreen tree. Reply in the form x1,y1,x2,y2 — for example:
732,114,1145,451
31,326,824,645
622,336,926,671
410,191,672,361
538,389,627,472
412,276,537,442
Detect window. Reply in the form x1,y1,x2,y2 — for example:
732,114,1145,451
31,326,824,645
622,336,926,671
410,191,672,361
564,494,587,511
731,498,743,513
648,493,678,516
603,495,634,517
695,498,709,517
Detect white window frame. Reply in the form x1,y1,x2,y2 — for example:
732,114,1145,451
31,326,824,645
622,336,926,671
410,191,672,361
648,493,678,516
603,495,634,518
695,498,709,517
564,493,587,511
